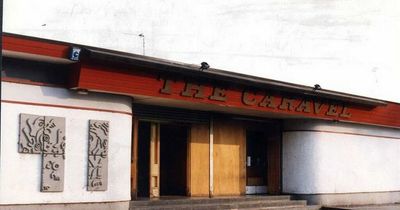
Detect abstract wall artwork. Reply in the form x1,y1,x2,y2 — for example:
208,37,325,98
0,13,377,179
88,120,109,191
18,114,110,192
19,114,66,192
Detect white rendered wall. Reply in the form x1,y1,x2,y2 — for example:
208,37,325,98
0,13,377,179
4,0,400,102
0,82,132,204
283,120,400,194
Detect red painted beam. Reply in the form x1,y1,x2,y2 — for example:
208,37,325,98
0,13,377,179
75,63,400,128
4,33,400,128
2,34,70,59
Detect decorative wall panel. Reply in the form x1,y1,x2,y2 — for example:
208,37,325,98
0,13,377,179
18,113,66,192
19,114,44,154
42,116,66,155
88,120,109,157
88,155,108,191
88,120,109,191
41,154,65,192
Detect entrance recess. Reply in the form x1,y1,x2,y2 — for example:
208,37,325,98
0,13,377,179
137,122,151,197
246,130,268,194
136,121,188,198
244,122,282,195
160,124,188,196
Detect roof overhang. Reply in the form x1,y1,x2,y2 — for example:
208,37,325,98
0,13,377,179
80,47,387,107
2,32,387,107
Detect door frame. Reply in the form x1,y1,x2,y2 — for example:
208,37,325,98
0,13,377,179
131,120,191,199
244,121,282,195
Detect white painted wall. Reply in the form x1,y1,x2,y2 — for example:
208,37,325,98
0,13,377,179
0,82,132,204
4,0,400,102
282,119,400,194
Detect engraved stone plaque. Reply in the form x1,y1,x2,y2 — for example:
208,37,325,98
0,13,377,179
88,155,108,191
18,114,66,193
43,116,66,155
88,120,109,156
88,120,109,191
19,114,45,154
41,154,65,192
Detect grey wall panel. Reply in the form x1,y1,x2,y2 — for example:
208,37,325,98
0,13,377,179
18,114,45,154
41,154,65,192
88,120,109,191
43,116,66,155
18,114,66,193
88,155,108,191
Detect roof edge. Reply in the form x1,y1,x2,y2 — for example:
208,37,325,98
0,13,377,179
81,47,387,107
1,32,387,107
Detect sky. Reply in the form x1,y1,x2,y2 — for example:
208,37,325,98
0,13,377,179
4,0,400,102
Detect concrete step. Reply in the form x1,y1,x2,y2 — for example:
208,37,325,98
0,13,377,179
130,199,307,210
131,195,291,207
241,207,307,210
242,205,310,210
307,205,322,210
322,203,400,210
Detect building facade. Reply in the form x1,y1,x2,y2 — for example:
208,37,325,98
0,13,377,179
1,33,400,208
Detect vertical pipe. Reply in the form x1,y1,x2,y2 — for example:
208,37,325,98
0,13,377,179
209,117,214,197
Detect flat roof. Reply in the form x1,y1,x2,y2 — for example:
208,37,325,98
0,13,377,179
2,32,387,107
